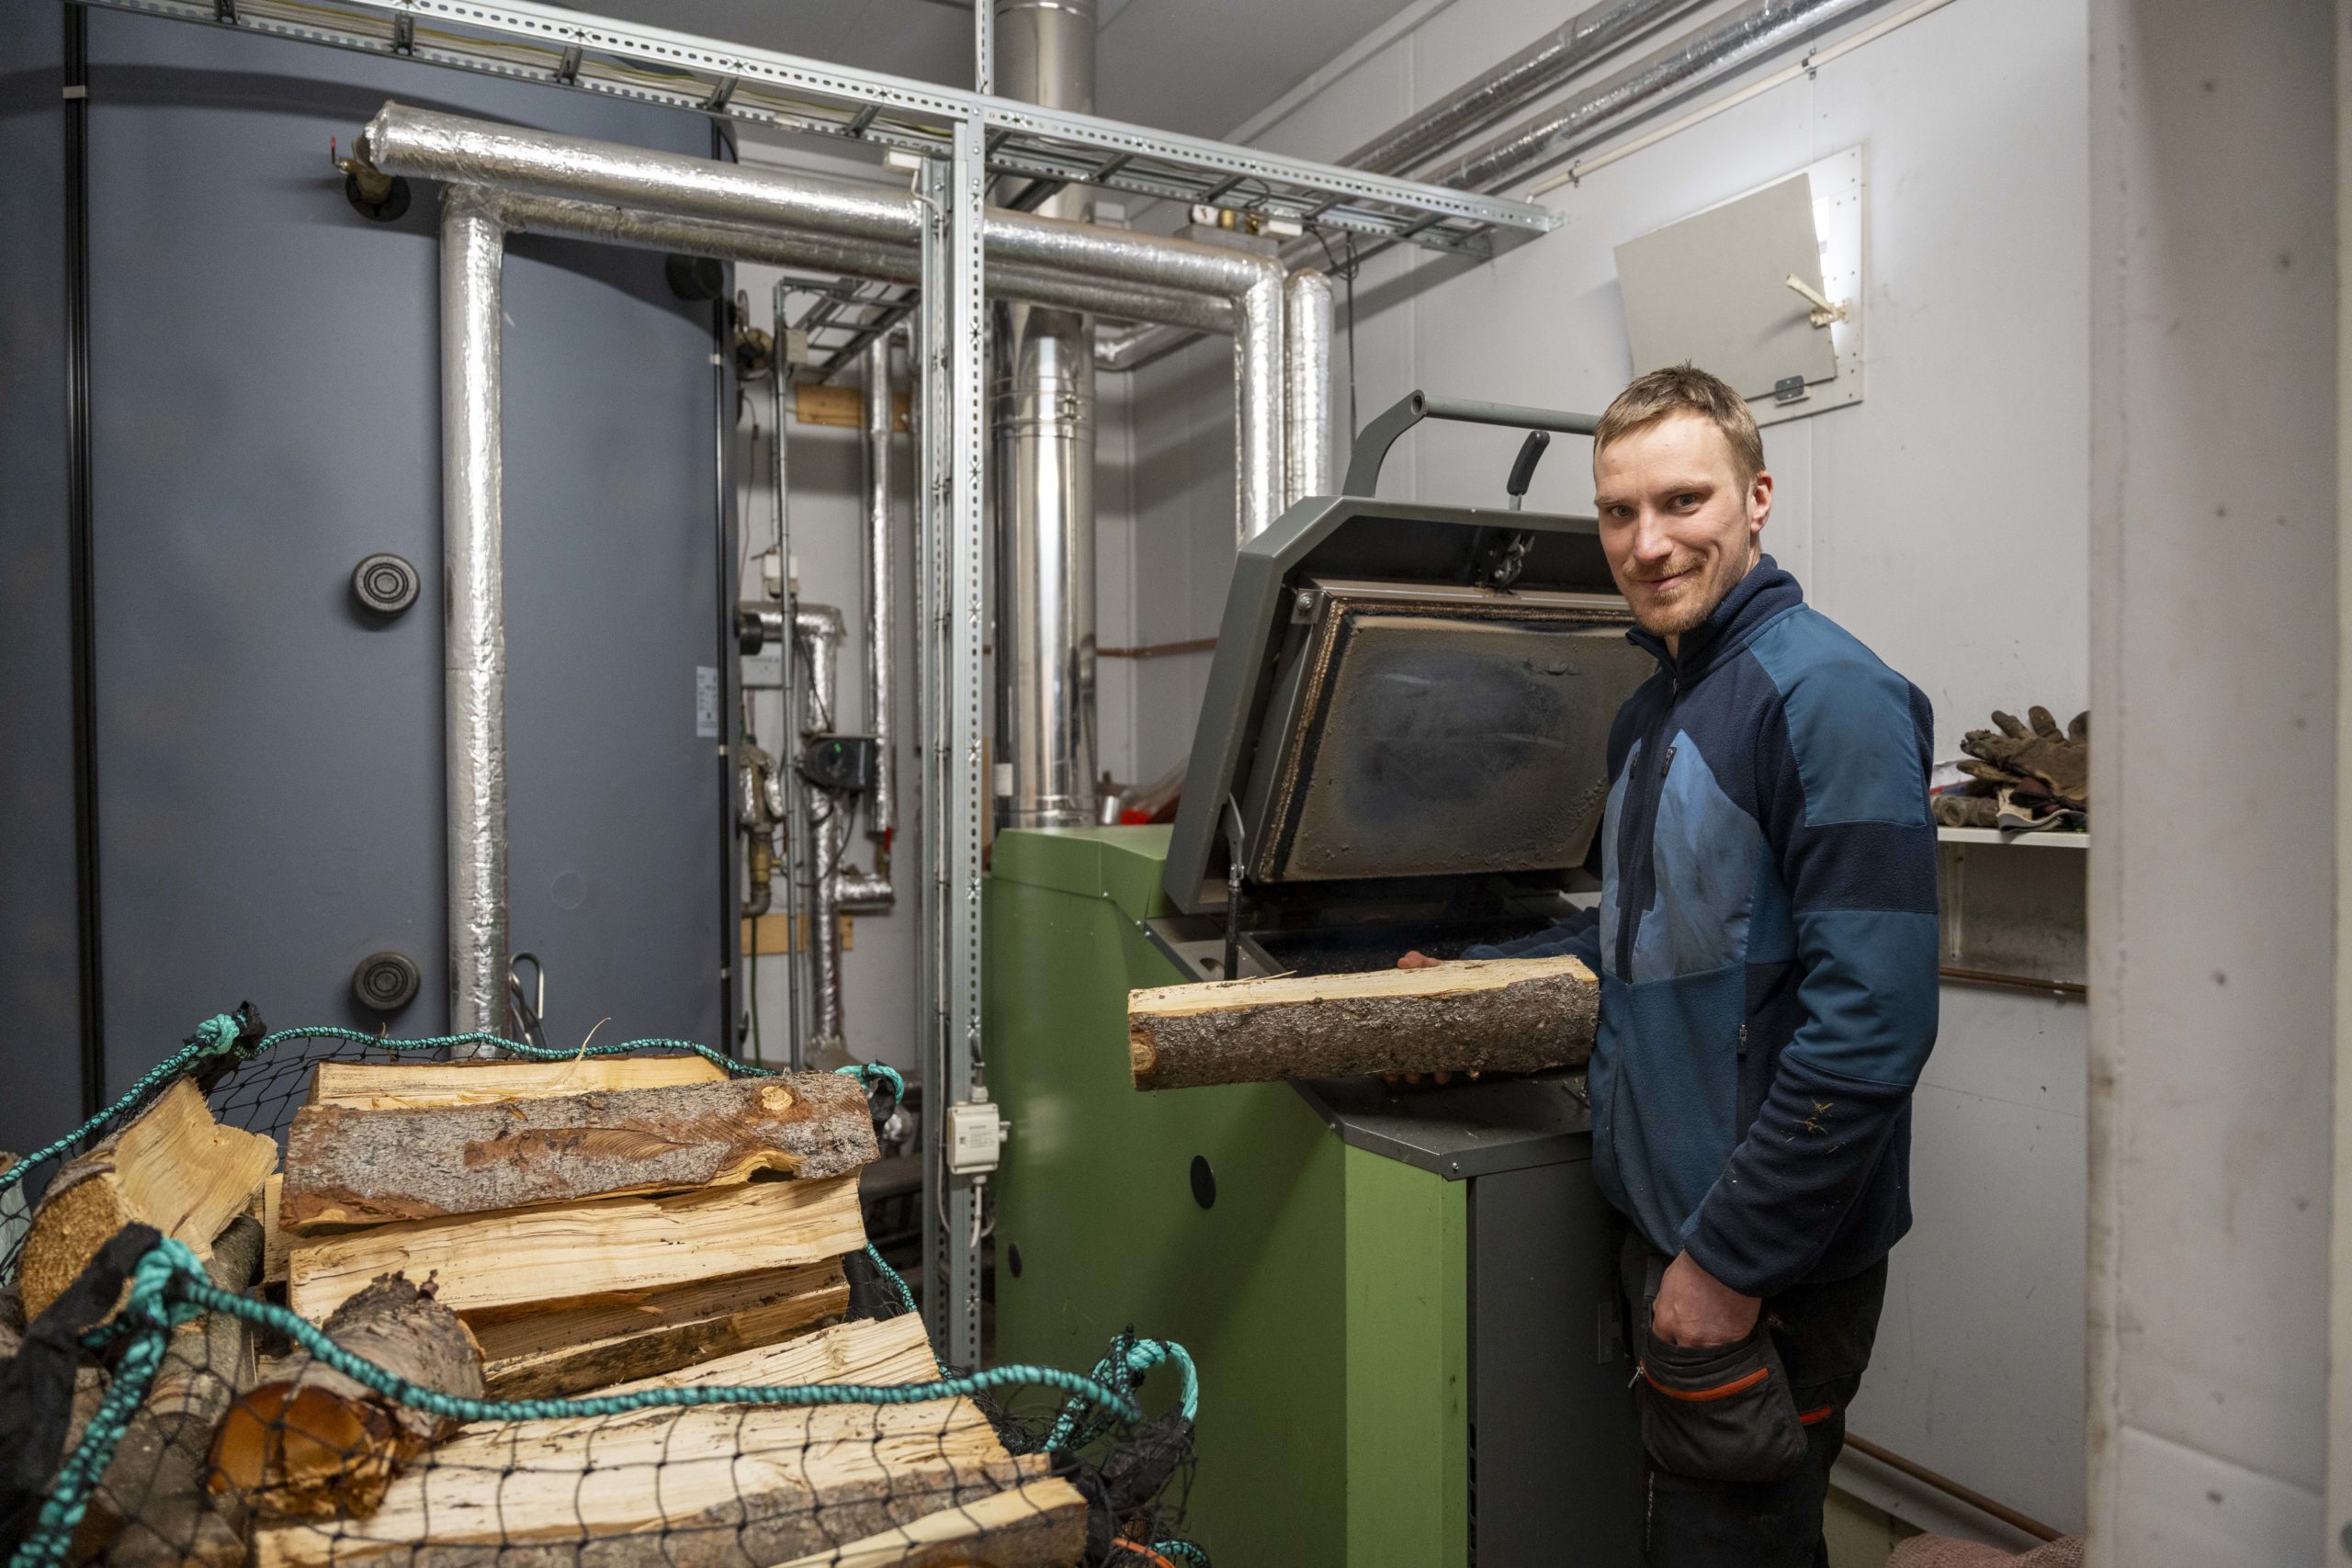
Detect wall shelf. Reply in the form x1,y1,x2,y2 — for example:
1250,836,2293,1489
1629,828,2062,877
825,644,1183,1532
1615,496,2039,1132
1936,826,2086,850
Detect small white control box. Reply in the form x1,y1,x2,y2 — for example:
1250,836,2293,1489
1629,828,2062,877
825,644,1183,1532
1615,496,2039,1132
945,1098,1010,1176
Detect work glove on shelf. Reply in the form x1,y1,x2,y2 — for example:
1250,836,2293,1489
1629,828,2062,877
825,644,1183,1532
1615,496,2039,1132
1958,706,2087,810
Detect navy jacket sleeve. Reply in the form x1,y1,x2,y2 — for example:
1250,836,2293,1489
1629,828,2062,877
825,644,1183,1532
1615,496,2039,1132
1678,667,1939,1298
1461,904,1601,967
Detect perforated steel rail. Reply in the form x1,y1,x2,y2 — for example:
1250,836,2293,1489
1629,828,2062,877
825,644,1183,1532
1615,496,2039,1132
72,0,1558,257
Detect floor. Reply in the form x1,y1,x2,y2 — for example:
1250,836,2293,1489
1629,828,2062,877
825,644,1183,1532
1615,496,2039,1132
1826,1485,1923,1567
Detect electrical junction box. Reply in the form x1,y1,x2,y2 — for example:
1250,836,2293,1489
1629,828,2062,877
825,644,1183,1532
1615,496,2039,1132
945,1100,1008,1176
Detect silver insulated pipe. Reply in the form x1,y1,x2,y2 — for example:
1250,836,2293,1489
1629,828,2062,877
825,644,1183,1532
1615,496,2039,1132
441,184,507,1038
1283,270,1335,507
993,0,1098,829
793,604,848,1054
360,102,1284,528
1338,0,1706,175
1427,0,1898,192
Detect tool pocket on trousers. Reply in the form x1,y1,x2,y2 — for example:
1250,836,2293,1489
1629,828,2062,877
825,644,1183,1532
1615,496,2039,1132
1636,1326,1810,1483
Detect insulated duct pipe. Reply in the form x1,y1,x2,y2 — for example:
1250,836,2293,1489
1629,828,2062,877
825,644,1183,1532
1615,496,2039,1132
359,102,1285,535
1425,0,1898,192
1337,0,1707,175
1283,270,1335,506
993,0,1098,829
442,184,507,1038
793,604,848,1055
862,335,898,857
495,191,1233,332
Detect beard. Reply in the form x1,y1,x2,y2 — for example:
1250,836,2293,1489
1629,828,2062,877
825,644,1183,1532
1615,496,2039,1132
1623,548,1752,640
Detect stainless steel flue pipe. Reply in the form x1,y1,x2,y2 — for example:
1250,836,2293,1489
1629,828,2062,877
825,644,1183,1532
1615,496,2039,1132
442,185,507,1039
993,0,1098,829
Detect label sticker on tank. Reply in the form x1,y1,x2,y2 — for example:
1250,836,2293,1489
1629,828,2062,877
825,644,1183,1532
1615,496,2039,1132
695,666,720,739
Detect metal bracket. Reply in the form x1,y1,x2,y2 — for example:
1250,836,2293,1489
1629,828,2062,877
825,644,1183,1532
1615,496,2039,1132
1773,374,1810,405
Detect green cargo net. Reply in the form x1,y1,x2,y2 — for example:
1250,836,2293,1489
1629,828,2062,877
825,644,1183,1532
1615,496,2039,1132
0,1012,1204,1568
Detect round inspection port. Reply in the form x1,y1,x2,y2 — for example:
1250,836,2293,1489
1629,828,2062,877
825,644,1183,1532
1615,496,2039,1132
1190,1155,1216,1211
352,950,422,1013
352,552,421,616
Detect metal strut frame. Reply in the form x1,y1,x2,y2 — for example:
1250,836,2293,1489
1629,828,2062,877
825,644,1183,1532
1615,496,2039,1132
70,0,1556,257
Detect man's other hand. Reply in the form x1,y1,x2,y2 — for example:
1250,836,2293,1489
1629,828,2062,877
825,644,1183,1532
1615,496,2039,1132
1649,1252,1761,1348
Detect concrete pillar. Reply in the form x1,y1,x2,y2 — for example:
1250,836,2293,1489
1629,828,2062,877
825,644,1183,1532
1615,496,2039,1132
2087,3,2336,1562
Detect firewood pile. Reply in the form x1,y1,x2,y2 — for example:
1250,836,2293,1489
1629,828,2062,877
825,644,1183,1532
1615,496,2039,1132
2,1055,1091,1568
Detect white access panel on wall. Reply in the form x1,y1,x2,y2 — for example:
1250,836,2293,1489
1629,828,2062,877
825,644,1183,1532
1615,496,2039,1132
1615,148,1865,428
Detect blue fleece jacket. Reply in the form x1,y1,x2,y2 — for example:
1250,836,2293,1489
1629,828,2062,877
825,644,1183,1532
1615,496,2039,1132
1466,558,1938,1296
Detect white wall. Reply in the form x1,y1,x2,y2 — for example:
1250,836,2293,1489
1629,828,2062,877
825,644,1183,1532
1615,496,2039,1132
2086,4,2337,1562
1104,0,2097,1536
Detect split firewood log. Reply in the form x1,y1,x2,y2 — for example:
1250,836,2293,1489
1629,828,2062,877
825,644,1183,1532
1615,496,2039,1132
209,1271,484,1520
17,1080,277,1322
280,1075,876,1233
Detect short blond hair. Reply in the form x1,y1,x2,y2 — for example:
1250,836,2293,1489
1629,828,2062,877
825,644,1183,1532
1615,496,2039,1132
1593,364,1765,487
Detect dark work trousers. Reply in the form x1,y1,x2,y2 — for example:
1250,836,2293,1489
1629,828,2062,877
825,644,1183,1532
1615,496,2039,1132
1617,1230,1888,1568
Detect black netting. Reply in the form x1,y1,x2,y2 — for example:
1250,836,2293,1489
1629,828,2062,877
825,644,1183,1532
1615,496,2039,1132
0,1025,1204,1568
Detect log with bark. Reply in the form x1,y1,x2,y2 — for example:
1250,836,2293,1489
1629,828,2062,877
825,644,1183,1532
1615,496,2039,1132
469,1260,850,1399
1127,954,1600,1090
209,1272,485,1520
18,1079,277,1321
765,1476,1088,1568
308,1057,726,1113
280,1075,877,1233
286,1174,865,1325
249,1396,1046,1568
80,1214,266,1568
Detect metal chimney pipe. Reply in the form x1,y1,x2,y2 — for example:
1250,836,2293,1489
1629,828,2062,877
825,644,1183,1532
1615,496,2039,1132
441,184,508,1039
992,0,1099,829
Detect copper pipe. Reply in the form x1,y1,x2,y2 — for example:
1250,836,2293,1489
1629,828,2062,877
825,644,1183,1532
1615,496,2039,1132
1939,965,2086,1000
1843,1434,2063,1543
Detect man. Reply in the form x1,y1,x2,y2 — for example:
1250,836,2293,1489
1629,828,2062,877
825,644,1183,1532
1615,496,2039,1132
1404,365,1938,1566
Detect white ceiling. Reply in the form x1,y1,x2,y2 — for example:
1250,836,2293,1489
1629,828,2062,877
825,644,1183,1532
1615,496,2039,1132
571,0,1423,140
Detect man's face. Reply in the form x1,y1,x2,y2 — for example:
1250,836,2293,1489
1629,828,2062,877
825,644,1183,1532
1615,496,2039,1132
1592,410,1771,647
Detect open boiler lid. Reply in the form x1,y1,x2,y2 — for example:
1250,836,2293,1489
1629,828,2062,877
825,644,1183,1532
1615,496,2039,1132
1162,394,1659,917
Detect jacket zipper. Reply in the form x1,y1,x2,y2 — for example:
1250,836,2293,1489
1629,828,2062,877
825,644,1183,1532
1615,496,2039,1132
1612,672,1679,980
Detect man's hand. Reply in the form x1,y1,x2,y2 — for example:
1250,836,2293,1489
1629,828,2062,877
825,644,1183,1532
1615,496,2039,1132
1387,952,1466,1083
1648,1252,1761,1348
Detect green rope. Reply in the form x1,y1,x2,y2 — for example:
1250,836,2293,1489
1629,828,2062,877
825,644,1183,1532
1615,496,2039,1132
11,1235,1164,1568
1044,1335,1198,1453
12,1238,209,1568
0,1016,249,1192
835,1061,906,1103
1154,1541,1211,1566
